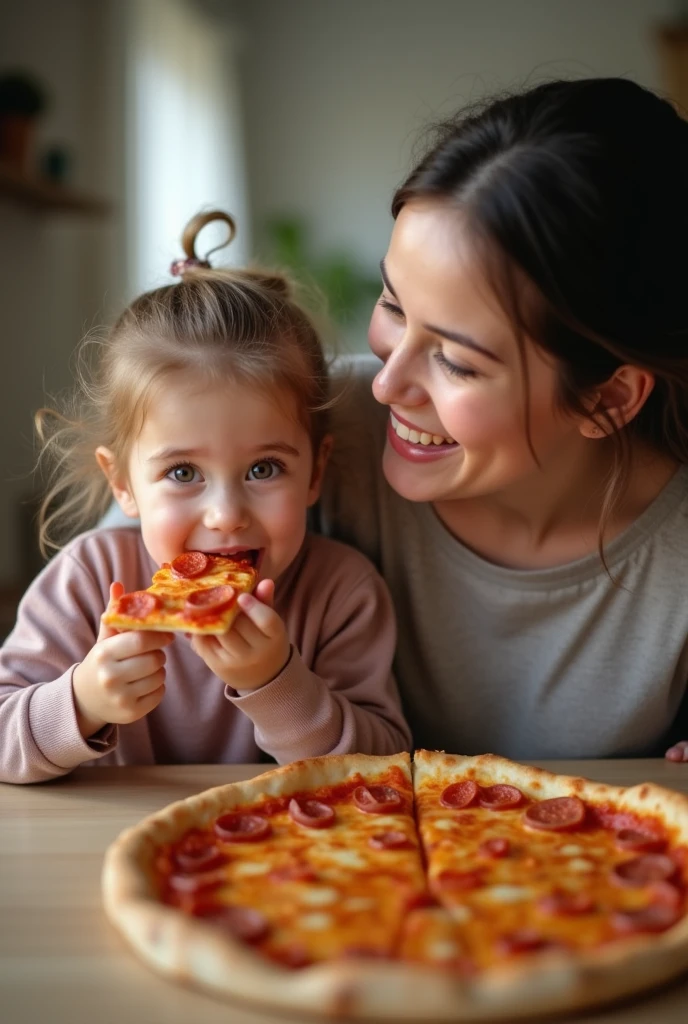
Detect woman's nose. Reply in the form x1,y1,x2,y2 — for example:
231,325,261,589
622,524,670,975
372,340,427,407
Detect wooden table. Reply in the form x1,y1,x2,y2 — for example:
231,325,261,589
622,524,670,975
2,760,688,1024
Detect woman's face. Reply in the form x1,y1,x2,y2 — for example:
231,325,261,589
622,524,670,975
368,198,585,506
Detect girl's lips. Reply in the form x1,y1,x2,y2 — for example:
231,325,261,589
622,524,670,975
202,548,263,569
386,418,461,462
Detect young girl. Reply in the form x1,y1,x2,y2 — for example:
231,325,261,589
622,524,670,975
0,211,410,784
312,77,688,762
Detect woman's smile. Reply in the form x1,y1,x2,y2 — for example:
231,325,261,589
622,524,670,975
387,411,459,462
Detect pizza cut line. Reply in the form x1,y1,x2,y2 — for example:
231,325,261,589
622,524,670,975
102,751,688,1021
102,550,259,635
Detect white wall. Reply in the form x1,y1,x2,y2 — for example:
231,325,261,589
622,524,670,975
0,0,126,586
236,0,677,303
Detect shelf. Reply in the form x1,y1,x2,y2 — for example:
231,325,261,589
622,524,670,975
0,161,111,215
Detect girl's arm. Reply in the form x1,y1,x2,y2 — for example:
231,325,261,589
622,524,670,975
220,567,412,763
0,551,119,783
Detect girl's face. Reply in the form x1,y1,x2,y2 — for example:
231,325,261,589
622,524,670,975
98,371,328,580
368,198,587,507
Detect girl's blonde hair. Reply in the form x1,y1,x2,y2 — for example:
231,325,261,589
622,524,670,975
36,211,331,556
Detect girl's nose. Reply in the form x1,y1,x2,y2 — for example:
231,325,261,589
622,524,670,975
203,498,250,533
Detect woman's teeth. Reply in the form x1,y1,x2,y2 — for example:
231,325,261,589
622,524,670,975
390,413,456,446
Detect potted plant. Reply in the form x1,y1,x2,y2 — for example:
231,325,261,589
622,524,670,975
0,71,48,172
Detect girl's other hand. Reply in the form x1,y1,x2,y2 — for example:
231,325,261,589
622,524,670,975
190,578,291,692
665,740,688,762
72,582,174,739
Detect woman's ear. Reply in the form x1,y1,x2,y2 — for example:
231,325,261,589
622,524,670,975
579,366,655,438
95,447,139,518
307,434,333,506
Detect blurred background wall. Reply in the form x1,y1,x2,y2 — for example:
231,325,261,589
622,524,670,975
0,0,682,604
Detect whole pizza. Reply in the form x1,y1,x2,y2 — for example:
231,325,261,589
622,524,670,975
102,751,688,1020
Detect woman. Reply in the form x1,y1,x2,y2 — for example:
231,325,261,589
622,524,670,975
312,77,688,761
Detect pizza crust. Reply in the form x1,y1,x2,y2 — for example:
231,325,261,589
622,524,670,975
102,750,688,1021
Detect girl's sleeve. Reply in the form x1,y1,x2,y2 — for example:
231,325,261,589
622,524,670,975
0,549,117,783
225,566,412,763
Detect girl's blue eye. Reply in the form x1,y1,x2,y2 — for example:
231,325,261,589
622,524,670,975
247,459,284,481
167,464,198,483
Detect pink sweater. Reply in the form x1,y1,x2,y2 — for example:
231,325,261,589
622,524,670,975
0,528,410,783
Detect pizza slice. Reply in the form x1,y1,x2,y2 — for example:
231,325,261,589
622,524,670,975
102,550,259,635
412,749,688,978
103,752,429,1010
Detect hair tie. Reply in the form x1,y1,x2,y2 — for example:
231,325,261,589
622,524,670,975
170,256,210,277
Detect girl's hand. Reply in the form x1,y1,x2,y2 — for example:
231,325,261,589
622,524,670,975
190,579,291,692
72,582,174,739
665,741,688,762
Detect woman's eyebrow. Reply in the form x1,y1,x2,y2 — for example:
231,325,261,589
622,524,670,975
380,258,502,364
424,322,503,363
379,259,396,298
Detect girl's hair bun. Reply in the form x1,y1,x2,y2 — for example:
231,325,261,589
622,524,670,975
172,210,237,277
173,212,292,300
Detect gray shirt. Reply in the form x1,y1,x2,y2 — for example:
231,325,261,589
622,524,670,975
313,356,688,759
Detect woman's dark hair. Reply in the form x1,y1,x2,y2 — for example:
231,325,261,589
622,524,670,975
392,78,688,560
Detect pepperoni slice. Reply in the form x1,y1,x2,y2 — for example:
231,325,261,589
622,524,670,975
115,590,161,618
352,785,403,814
403,890,437,912
478,837,511,858
340,946,391,960
168,868,225,894
214,812,271,842
183,585,235,620
650,880,683,908
614,828,666,853
171,551,210,579
272,944,312,969
369,830,412,850
439,780,479,809
478,784,523,810
174,842,226,873
195,904,270,943
495,929,552,956
537,891,595,916
435,869,484,891
612,853,676,887
523,796,586,831
288,797,335,829
611,903,682,934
